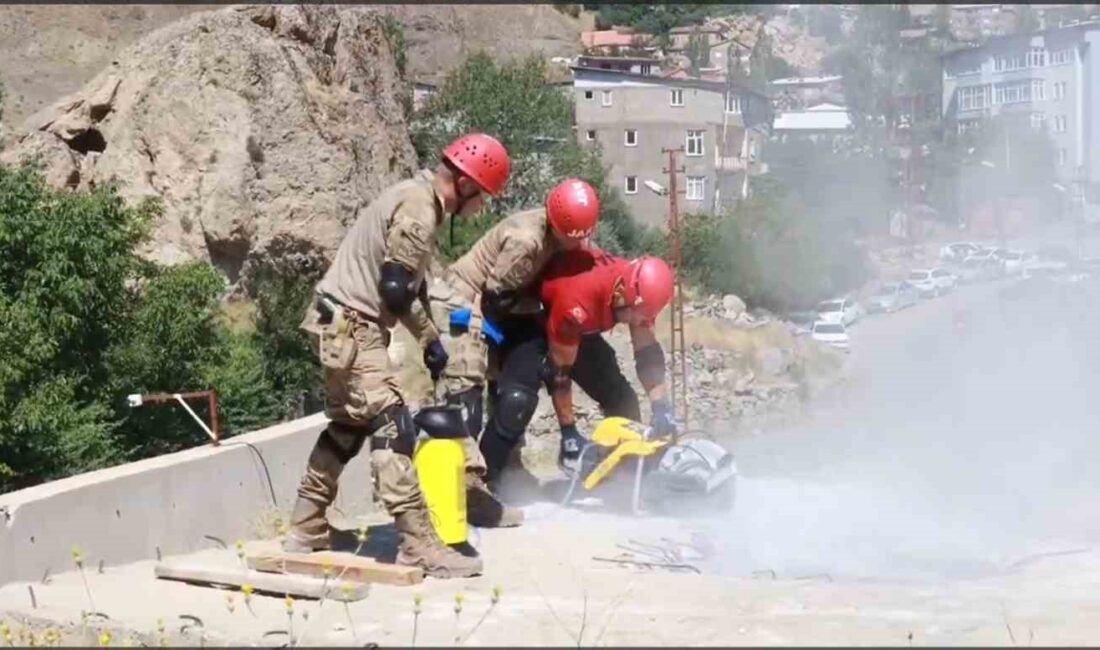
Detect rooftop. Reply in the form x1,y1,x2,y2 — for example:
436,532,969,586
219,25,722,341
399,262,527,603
942,19,1100,58
581,30,648,49
772,103,853,132
571,65,770,100
770,75,843,87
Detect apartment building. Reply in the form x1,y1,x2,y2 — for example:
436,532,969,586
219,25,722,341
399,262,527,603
572,65,772,226
942,21,1100,183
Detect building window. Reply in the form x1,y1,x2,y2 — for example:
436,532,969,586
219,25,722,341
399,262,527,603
725,93,742,114
994,53,1026,72
670,89,684,106
585,129,596,141
584,90,594,100
1030,113,1046,130
624,175,638,194
601,90,613,107
1058,148,1068,166
1054,81,1067,100
1032,79,1045,101
685,129,705,157
1027,47,1046,68
1055,115,1067,133
685,176,706,201
1051,48,1073,65
994,81,1030,105
624,129,638,147
958,84,989,111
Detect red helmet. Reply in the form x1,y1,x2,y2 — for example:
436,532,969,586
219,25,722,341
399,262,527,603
623,256,675,320
442,133,511,196
545,178,599,240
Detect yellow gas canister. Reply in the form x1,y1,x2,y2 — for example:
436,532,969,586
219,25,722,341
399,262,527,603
412,405,469,545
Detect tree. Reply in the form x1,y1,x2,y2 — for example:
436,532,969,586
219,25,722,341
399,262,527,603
680,175,868,313
0,164,289,491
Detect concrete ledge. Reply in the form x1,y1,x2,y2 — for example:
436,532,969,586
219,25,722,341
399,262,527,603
0,414,374,586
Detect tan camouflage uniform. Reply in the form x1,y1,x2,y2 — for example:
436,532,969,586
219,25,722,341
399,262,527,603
288,170,444,546
428,207,561,407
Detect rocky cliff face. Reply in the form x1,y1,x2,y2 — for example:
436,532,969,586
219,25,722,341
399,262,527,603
1,4,418,284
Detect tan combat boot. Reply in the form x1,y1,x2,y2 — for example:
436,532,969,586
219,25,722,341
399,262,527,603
282,497,332,553
466,474,524,528
394,507,483,578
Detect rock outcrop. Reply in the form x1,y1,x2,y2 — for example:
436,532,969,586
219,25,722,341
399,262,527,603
1,4,418,284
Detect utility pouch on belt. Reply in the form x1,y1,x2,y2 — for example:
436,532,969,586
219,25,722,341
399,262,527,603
319,306,357,370
450,307,504,346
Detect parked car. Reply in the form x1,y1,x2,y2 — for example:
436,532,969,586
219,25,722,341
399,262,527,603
939,242,981,263
958,256,1003,284
1021,258,1068,279
811,320,850,352
816,297,863,326
908,268,956,297
1000,250,1035,276
865,281,920,313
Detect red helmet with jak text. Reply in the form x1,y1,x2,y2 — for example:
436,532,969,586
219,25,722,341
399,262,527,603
442,133,511,196
546,178,600,240
623,256,675,320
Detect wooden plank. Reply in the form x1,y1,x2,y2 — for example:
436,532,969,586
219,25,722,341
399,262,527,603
153,562,372,601
246,551,424,587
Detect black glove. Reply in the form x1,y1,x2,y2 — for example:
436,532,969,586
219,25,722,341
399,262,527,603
650,398,679,437
424,340,449,382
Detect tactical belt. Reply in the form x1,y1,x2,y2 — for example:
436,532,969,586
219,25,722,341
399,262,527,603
317,291,381,327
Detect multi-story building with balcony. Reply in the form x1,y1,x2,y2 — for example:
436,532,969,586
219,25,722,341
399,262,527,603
942,21,1100,183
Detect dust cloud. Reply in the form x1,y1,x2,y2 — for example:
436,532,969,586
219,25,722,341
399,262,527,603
699,259,1100,580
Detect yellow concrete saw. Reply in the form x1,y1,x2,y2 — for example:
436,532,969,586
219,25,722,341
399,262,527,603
559,417,737,516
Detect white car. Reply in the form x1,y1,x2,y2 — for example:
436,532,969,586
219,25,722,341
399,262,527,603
999,250,1035,276
1021,257,1067,278
816,298,862,326
811,320,850,352
939,242,981,263
907,268,956,297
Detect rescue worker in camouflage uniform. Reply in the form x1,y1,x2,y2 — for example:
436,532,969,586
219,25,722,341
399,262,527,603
427,179,601,518
282,134,511,579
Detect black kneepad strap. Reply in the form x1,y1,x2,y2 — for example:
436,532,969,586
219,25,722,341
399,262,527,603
368,404,418,457
446,386,484,439
378,261,418,316
634,342,666,390
318,425,369,465
539,355,572,394
493,383,539,441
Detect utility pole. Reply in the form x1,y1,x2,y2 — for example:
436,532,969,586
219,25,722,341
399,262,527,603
661,147,689,429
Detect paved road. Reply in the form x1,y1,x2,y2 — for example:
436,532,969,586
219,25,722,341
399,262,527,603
715,272,1100,581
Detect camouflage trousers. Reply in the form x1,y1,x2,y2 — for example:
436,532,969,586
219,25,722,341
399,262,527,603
288,297,487,545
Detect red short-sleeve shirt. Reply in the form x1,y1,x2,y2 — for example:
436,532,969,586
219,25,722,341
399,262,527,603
539,247,633,346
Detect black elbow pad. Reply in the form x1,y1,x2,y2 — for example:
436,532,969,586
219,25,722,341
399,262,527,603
379,261,417,315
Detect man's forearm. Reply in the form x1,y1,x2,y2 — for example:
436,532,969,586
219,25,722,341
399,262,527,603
550,387,575,426
399,292,441,346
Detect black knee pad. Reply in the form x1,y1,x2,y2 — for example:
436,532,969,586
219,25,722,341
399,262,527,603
317,424,369,466
368,404,417,457
446,386,484,439
492,382,539,441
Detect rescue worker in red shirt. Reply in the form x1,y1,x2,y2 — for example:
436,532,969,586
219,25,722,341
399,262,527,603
477,247,678,482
